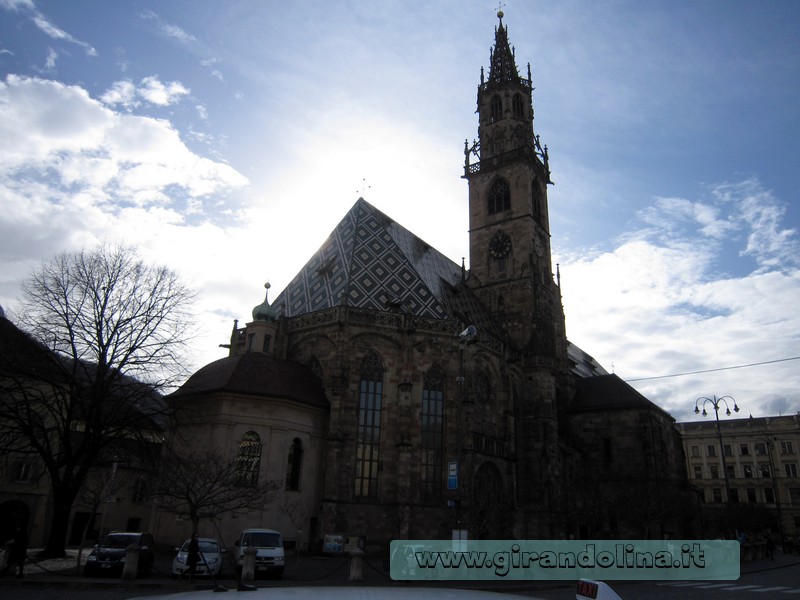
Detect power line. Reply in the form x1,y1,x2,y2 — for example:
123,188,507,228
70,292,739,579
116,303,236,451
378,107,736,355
624,356,800,383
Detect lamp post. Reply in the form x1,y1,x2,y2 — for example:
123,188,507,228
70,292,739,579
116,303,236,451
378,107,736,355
454,325,476,542
755,436,786,552
694,396,739,505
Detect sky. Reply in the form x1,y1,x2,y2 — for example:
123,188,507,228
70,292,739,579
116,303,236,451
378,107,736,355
1,0,798,422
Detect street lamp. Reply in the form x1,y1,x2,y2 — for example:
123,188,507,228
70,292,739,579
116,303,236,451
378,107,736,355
453,325,476,541
694,395,739,504
755,436,786,552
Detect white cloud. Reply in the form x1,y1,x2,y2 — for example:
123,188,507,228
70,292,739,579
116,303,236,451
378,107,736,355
137,75,190,106
560,183,800,421
0,74,246,214
101,76,190,109
100,80,137,108
0,0,98,56
140,10,197,47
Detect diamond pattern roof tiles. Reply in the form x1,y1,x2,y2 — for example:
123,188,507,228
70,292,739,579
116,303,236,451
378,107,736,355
273,198,464,321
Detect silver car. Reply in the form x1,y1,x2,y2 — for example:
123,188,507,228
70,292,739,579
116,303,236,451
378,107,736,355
172,537,225,578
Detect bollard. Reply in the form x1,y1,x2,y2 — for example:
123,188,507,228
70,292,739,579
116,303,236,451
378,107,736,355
121,543,140,580
241,546,258,582
348,548,364,582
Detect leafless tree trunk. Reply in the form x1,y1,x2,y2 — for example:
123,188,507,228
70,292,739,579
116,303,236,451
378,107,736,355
150,449,279,541
0,244,195,557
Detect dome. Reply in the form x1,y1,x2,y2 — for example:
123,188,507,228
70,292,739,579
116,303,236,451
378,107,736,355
252,282,277,321
170,352,328,409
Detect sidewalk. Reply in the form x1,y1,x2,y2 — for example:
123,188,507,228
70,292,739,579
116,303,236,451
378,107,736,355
2,548,799,592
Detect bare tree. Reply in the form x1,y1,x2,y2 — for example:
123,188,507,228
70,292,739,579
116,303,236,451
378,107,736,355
150,449,279,539
0,244,195,557
72,466,123,570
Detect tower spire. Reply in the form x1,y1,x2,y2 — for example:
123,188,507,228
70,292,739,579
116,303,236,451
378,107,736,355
488,8,519,85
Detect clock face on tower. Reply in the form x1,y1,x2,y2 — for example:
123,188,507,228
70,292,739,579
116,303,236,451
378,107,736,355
489,231,512,258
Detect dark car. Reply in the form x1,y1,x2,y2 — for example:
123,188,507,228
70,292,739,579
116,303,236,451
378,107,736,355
83,531,155,577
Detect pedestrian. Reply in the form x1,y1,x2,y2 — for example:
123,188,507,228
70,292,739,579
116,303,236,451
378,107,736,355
186,534,200,581
765,535,775,560
5,525,27,578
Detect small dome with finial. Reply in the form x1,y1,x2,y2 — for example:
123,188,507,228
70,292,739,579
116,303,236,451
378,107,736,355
252,282,277,321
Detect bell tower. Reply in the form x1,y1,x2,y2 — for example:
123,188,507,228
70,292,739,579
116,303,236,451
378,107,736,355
463,10,564,362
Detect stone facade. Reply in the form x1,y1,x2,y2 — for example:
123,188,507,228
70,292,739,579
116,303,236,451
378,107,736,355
160,13,694,553
677,414,800,542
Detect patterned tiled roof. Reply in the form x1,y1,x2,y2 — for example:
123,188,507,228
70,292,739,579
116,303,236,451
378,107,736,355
270,198,607,374
273,198,465,321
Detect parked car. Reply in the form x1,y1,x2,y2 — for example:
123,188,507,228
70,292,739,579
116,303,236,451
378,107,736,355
83,531,155,577
234,528,284,579
172,537,225,578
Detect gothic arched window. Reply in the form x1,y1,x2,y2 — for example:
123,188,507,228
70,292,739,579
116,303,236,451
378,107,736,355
532,179,544,222
512,94,524,119
421,366,445,501
355,351,383,498
487,178,510,214
285,438,303,491
234,431,262,487
490,95,502,122
474,370,491,405
307,356,323,382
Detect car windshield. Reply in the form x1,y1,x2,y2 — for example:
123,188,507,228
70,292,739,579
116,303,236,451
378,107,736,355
242,532,281,547
103,534,139,548
181,540,219,553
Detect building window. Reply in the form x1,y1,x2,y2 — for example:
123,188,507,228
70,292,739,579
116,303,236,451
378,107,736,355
487,178,511,214
759,463,771,478
11,461,35,483
743,465,753,478
512,94,524,119
691,445,700,458
693,466,703,479
234,431,262,487
729,488,739,503
355,351,383,498
307,356,323,381
785,463,798,478
724,444,733,457
490,95,502,122
710,465,719,479
781,441,795,455
746,488,757,503
285,438,303,491
247,333,255,352
790,488,800,507
707,445,716,457
421,366,445,501
764,487,775,503
132,476,147,504
740,443,750,456
603,438,613,465
262,335,272,353
474,370,491,404
712,488,722,503
755,442,768,456
726,465,735,479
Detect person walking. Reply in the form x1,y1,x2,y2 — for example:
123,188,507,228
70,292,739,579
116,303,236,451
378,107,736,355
5,525,27,578
186,534,200,581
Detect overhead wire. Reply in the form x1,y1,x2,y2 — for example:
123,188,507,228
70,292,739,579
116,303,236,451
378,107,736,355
624,355,800,383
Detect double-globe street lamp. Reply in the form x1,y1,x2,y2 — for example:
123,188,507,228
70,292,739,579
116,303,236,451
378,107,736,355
695,395,740,504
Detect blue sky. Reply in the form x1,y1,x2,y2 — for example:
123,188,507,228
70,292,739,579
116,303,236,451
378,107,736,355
1,0,798,421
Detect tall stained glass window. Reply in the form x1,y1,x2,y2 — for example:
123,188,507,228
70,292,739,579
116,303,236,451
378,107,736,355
355,352,383,498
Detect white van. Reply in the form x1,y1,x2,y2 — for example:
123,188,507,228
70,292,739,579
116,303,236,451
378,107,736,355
234,528,285,579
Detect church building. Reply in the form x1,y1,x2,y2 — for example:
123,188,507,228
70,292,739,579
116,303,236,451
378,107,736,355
162,12,694,552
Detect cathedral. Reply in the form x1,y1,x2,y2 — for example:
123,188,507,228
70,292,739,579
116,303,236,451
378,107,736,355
163,12,694,551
